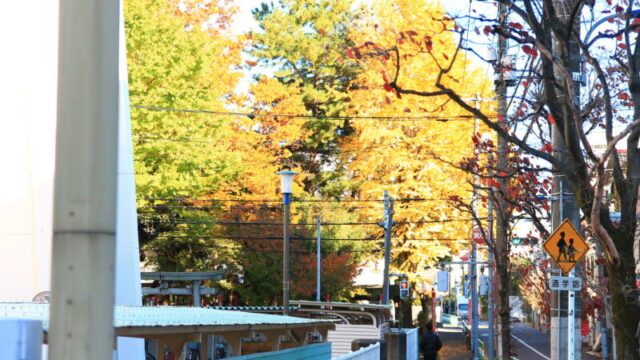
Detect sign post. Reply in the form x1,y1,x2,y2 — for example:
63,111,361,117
568,270,575,360
543,220,587,360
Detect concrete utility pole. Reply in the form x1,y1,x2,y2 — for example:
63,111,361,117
551,1,582,359
316,216,322,302
48,0,120,359
381,190,395,304
470,235,479,360
487,187,495,360
471,98,480,360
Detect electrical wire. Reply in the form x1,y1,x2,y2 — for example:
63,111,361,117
131,105,475,122
149,235,469,242
147,245,382,255
137,217,480,226
142,197,465,203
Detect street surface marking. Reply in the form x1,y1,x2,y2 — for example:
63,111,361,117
511,333,551,360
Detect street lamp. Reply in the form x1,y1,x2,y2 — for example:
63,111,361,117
277,170,297,315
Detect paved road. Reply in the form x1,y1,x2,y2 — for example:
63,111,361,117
438,323,471,360
478,322,600,360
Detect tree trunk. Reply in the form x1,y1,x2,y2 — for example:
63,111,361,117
607,259,640,359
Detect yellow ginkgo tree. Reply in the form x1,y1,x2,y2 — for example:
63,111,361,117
345,0,494,284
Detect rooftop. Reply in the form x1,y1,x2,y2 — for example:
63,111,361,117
0,303,334,333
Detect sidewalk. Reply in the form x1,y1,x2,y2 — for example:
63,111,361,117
437,323,472,360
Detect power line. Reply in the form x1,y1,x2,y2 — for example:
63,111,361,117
132,133,475,150
137,216,479,226
143,197,463,203
131,105,475,122
149,245,382,254
149,235,469,242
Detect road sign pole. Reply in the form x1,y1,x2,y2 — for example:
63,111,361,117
381,191,394,305
316,216,321,302
568,269,575,360
543,219,586,360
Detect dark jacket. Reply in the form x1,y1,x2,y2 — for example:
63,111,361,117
420,331,442,355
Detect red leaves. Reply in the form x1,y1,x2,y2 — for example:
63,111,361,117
618,43,627,49
521,45,538,58
483,25,493,35
547,113,556,124
245,60,258,67
346,47,362,59
541,143,554,153
424,36,433,52
383,83,394,92
618,92,630,101
381,70,389,83
508,22,523,30
346,48,355,59
486,179,501,189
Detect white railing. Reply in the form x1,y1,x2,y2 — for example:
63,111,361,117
334,342,380,360
404,328,419,360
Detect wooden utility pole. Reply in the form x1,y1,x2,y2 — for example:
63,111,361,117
49,0,120,358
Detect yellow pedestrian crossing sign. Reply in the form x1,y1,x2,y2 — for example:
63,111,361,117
542,220,588,275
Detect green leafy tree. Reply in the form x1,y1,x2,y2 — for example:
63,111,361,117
125,0,243,271
249,0,361,196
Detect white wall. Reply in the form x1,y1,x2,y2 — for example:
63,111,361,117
0,0,59,303
0,2,143,358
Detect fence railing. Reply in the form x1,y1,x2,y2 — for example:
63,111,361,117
334,342,380,360
404,328,419,360
227,342,331,360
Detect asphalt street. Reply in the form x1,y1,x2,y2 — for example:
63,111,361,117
478,322,600,360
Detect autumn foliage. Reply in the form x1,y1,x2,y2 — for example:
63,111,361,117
126,0,494,306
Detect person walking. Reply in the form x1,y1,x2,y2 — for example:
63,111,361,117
420,321,442,360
